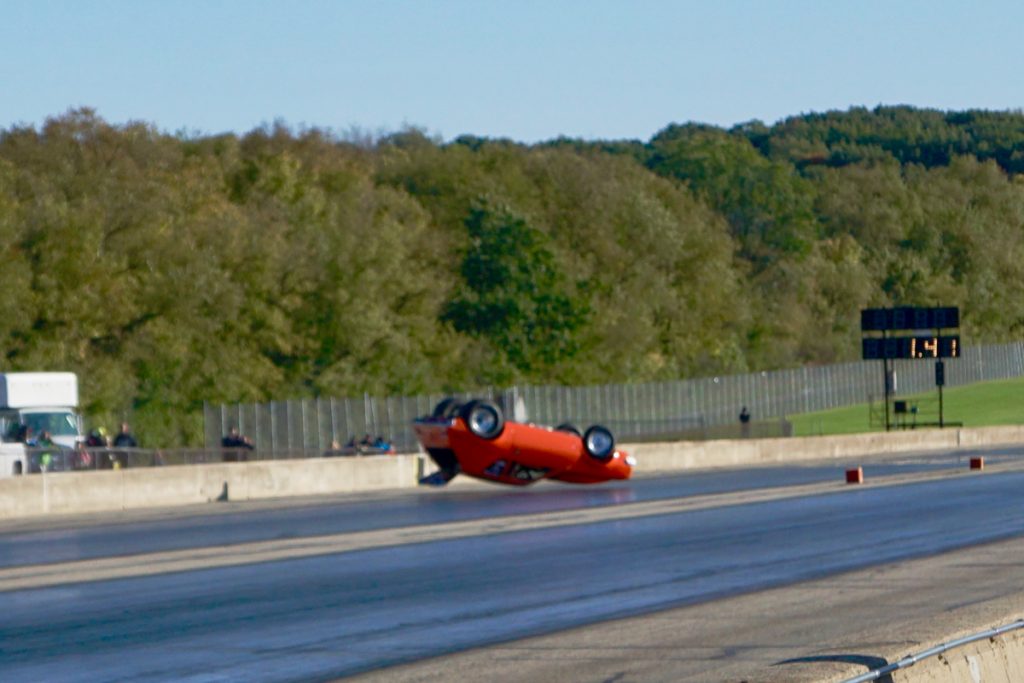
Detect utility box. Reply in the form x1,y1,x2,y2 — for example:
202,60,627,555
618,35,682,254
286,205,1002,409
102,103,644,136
0,372,79,409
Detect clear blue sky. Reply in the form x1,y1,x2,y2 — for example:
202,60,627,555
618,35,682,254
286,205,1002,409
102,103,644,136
3,0,1023,143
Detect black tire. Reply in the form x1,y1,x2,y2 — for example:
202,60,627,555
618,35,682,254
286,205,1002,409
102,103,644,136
432,397,463,419
12,461,22,476
555,423,581,437
459,399,505,440
583,425,615,460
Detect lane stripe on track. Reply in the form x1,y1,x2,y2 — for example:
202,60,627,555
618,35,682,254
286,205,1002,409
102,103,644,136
1,463,1019,592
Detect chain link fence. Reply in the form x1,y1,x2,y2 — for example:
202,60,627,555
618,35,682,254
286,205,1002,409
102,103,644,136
7,446,329,476
205,342,1024,456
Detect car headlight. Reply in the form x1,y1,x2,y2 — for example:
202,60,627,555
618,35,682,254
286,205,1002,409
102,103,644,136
625,455,637,467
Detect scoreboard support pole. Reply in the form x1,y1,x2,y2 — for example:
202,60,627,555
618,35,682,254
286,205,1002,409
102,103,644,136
878,328,890,432
939,378,944,428
883,357,892,432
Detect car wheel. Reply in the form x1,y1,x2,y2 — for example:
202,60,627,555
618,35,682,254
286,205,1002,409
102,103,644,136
555,423,581,436
460,400,504,440
432,397,462,419
583,425,615,460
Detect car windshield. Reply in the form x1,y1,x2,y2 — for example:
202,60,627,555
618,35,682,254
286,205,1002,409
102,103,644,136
22,411,78,437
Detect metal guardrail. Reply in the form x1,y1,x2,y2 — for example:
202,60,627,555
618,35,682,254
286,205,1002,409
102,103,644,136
13,421,794,475
6,421,790,475
839,619,1024,683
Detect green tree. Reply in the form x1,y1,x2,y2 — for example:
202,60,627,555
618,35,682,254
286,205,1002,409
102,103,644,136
648,124,819,264
443,200,588,383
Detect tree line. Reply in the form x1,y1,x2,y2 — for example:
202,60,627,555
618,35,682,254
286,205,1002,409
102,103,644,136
1,106,1022,445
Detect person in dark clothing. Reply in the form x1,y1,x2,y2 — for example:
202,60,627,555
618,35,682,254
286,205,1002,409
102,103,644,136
739,406,751,438
12,424,31,443
112,422,138,469
113,422,137,448
86,427,114,468
222,426,255,462
86,428,108,448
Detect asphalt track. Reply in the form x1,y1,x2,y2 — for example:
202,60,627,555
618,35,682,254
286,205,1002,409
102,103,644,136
2,444,1024,682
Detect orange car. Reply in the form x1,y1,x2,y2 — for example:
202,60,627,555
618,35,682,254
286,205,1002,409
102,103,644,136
413,398,635,486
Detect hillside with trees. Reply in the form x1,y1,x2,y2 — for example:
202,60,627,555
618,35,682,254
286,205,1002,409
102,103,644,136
2,106,1023,445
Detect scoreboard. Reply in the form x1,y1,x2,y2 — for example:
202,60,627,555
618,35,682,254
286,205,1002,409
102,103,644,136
860,306,961,361
861,306,960,429
861,335,960,360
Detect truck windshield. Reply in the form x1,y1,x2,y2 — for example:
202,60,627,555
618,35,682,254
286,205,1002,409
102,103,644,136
22,412,78,437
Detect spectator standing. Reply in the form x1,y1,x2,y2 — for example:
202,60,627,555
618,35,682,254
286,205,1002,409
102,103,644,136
37,430,55,471
15,424,32,444
739,406,751,438
86,427,116,469
113,422,137,448
86,427,109,448
222,426,255,462
112,422,137,469
75,441,93,470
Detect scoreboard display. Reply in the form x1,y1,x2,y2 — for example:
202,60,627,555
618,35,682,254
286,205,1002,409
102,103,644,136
860,306,961,361
860,306,959,331
861,306,960,428
862,335,960,360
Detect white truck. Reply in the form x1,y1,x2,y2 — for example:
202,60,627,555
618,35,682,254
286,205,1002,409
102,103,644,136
0,372,84,476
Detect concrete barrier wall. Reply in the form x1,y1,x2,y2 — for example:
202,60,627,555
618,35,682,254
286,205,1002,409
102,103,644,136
630,425,1024,473
887,628,1024,683
0,455,425,518
2,425,1023,520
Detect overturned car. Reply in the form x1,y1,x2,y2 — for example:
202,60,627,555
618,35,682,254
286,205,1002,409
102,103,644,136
413,398,634,486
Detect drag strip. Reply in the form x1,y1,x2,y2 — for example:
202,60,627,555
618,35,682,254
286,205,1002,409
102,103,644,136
0,465,967,592
2,449,1020,591
1,444,1017,568
3,451,1024,682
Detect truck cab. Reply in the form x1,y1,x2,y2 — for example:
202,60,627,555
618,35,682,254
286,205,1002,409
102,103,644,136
0,372,84,476
0,408,82,448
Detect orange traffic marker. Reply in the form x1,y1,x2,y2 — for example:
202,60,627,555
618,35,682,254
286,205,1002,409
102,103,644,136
846,467,864,484
970,457,985,470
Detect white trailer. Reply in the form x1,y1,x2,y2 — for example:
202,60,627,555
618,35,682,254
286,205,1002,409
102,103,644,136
0,372,84,476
